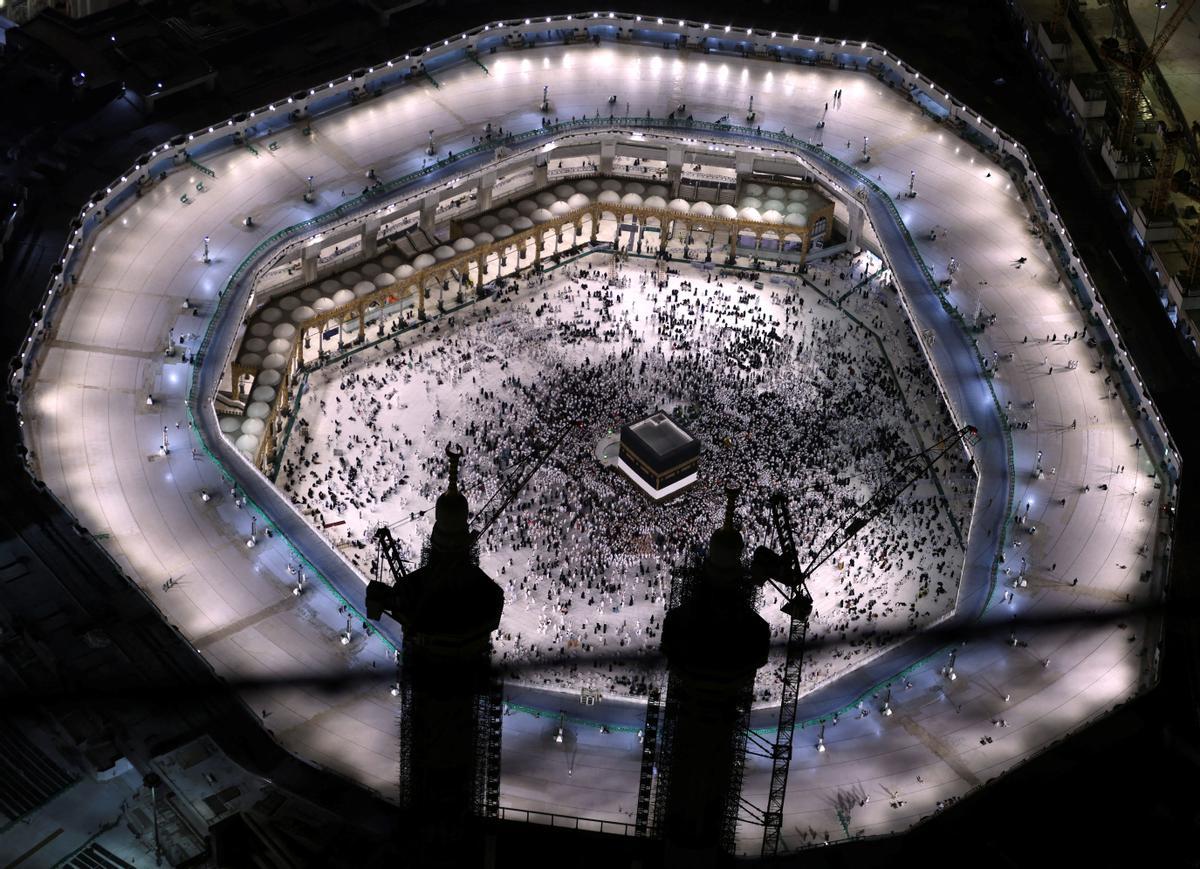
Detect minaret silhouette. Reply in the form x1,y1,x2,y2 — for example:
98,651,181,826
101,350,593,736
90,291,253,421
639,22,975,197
656,487,770,866
366,444,503,867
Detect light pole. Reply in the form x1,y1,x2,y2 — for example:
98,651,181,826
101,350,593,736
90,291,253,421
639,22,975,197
201,235,210,264
303,176,315,203
541,84,550,113
908,170,917,198
427,129,436,156
143,772,163,866
246,514,257,548
1153,1,1169,44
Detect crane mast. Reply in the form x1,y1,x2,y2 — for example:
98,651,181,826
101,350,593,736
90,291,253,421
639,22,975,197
752,424,978,856
1100,0,1196,158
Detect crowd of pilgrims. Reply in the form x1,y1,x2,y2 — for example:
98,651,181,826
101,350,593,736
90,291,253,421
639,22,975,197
278,252,974,704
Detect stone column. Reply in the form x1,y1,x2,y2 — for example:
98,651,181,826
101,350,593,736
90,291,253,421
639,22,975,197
477,170,497,212
666,144,684,198
362,217,381,258
302,242,320,282
734,150,756,184
847,200,865,250
599,140,616,174
420,191,440,233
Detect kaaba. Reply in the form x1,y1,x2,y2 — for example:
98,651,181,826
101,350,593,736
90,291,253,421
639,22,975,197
617,411,700,500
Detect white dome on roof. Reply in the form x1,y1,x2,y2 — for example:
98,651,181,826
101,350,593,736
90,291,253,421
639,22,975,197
766,185,786,200
354,281,376,296
374,272,397,287
689,201,713,216
459,223,481,237
788,188,809,201
511,216,534,230
394,264,416,278
667,198,690,213
220,416,241,434
243,337,267,353
620,192,643,207
567,193,591,209
575,179,599,193
312,298,336,313
478,214,500,229
785,202,808,215
553,184,575,199
739,196,763,210
234,427,260,448
714,204,738,219
241,418,266,436
300,287,321,304
473,231,496,244
549,200,572,216
742,183,765,197
249,322,273,337
761,210,784,223
597,190,620,204
452,237,476,252
339,271,362,286
360,262,382,279
738,207,762,222
516,200,538,216
251,385,276,403
535,191,557,207
239,352,263,368
257,369,282,386
646,184,669,198
785,213,808,227
258,308,282,323
262,351,288,369
247,401,272,418
413,253,437,268
291,306,316,323
492,224,514,238
497,207,520,221
762,199,786,213
434,245,456,260
380,254,402,270
643,195,667,210
319,279,341,294
531,208,554,223
600,179,623,192
278,295,300,311
272,323,296,340
623,181,645,195
267,338,291,354
332,289,356,305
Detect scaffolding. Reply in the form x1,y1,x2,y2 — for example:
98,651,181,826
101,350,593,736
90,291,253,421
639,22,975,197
635,686,664,836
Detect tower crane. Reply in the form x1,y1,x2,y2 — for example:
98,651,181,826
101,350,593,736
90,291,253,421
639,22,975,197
1099,0,1196,160
748,423,979,856
371,418,580,588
